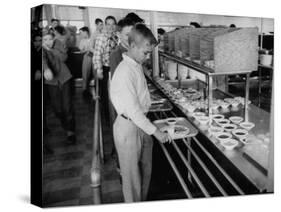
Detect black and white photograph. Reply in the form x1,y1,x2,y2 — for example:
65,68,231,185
30,2,274,208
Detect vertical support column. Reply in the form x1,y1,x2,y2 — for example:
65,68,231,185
244,73,250,122
83,7,90,29
266,77,274,192
208,75,213,119
258,66,262,107
51,4,58,19
150,11,159,78
260,18,263,50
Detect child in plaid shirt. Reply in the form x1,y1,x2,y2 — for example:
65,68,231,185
92,16,118,124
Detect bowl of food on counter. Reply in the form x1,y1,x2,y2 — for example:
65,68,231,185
230,100,240,108
193,112,206,120
215,132,232,143
212,114,225,122
232,128,249,139
208,125,224,136
222,123,237,132
197,116,210,125
240,122,255,131
220,101,230,109
215,118,230,126
220,138,239,150
183,103,196,113
229,116,244,124
224,98,234,103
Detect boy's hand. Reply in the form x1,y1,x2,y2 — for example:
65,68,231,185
153,129,172,144
44,68,54,81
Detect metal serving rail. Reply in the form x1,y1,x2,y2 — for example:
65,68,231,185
151,110,245,197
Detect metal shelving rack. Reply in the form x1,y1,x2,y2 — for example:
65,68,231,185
158,51,252,122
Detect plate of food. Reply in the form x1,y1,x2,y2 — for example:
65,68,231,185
160,125,190,140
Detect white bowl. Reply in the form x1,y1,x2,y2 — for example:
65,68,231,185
212,114,225,121
215,132,232,143
208,126,224,136
221,102,230,109
240,122,255,131
232,129,249,139
185,104,196,113
222,124,238,132
215,118,230,126
224,98,234,103
229,116,244,124
166,118,177,126
231,100,240,108
221,138,239,150
193,112,206,119
197,116,210,125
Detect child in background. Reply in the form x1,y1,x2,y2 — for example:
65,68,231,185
42,31,76,145
79,26,94,98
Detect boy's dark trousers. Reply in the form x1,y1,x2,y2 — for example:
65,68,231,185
47,80,75,133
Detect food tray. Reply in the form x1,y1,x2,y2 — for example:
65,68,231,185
153,117,198,140
149,99,173,112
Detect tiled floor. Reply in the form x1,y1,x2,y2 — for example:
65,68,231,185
43,87,123,207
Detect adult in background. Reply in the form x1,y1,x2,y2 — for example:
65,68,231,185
110,24,172,202
93,15,118,124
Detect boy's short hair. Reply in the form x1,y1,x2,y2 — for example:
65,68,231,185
157,28,166,35
128,23,158,46
79,26,90,36
125,12,144,24
116,18,135,32
105,16,117,25
95,18,103,25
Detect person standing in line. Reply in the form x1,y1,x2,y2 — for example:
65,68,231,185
110,24,172,202
48,18,60,34
91,18,104,49
108,13,145,130
108,17,135,171
42,31,76,145
78,26,93,98
92,16,118,124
